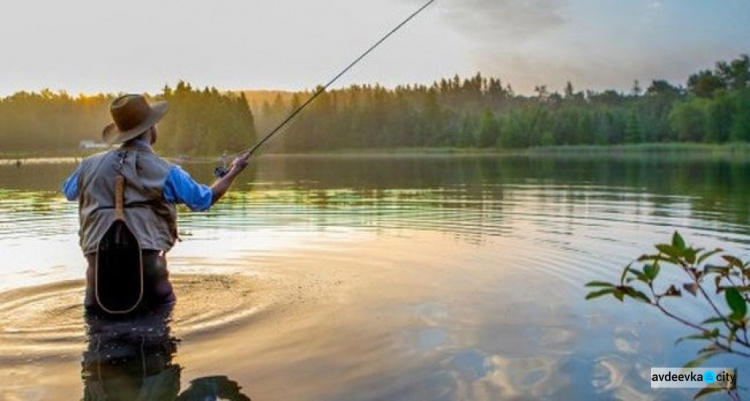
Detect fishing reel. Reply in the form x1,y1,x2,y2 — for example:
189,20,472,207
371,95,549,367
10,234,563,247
213,165,229,178
213,152,230,178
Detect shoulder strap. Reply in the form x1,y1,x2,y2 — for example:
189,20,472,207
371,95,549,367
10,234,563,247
114,175,125,222
113,151,128,222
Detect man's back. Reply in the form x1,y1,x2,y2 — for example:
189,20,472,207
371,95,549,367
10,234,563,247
76,144,177,255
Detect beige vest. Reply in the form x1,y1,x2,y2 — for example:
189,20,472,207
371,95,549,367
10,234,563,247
77,144,178,254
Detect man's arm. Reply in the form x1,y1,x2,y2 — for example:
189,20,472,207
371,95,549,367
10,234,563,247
61,166,81,201
210,151,251,205
163,152,251,211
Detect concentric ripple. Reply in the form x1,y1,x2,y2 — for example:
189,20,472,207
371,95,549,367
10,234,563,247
0,274,265,358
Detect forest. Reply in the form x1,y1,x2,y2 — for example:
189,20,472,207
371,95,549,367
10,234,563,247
0,55,747,156
0,82,256,157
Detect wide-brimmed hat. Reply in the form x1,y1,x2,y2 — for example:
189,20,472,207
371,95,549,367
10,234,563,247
102,94,168,144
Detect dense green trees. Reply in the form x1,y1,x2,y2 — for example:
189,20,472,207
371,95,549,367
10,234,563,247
0,90,111,153
0,55,747,155
252,55,748,152
0,83,255,156
673,54,750,144
157,82,256,156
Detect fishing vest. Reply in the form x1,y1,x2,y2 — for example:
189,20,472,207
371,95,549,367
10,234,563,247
77,145,178,255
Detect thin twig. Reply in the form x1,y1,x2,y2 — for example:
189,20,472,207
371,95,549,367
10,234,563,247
653,302,750,358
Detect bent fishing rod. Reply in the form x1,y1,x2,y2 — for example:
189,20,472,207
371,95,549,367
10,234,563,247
214,0,436,177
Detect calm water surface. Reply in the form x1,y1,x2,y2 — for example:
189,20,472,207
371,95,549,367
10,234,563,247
0,155,749,400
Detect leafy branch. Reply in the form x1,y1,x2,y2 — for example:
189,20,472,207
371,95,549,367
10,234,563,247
586,232,748,399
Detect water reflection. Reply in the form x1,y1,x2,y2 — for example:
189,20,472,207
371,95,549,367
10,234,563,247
1,155,748,232
82,304,251,400
1,155,749,399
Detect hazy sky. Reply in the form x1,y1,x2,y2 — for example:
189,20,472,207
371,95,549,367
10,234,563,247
0,0,748,96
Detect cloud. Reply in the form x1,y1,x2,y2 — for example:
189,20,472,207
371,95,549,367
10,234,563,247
419,0,584,92
405,0,750,94
440,0,567,41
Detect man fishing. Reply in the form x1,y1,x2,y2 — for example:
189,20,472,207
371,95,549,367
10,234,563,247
58,0,433,315
62,94,250,314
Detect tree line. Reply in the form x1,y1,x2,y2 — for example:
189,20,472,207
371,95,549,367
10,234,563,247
259,55,749,151
0,82,256,156
0,55,747,156
157,82,256,156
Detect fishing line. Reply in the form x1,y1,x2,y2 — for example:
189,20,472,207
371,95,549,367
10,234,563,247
214,0,436,177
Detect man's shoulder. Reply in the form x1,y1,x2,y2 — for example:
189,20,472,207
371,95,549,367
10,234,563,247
83,150,112,160
79,150,115,169
139,150,175,171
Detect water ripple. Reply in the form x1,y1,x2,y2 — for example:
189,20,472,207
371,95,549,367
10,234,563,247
0,274,266,358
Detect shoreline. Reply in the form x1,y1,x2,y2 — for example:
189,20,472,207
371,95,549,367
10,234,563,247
3,142,750,164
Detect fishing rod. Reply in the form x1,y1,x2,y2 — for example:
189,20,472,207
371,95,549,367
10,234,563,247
214,0,436,177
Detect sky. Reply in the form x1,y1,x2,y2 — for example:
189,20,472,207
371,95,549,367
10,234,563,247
0,0,748,96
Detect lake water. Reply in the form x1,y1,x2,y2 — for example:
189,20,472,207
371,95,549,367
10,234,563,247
0,154,748,400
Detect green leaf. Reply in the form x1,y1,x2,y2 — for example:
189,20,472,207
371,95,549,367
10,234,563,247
684,248,697,265
613,289,624,302
706,264,729,274
675,329,719,345
683,351,720,368
585,281,614,288
627,268,647,282
644,263,660,280
634,290,651,303
656,244,682,259
700,317,725,325
725,287,747,320
696,248,723,265
672,231,686,251
585,288,614,300
619,262,632,284
675,334,705,345
693,386,724,400
661,256,683,265
697,345,721,353
622,287,651,303
637,254,662,262
722,255,743,268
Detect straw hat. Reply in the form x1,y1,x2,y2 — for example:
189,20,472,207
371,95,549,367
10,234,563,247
102,94,168,144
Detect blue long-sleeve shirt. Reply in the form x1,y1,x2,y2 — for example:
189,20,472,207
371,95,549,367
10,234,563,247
62,164,213,212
